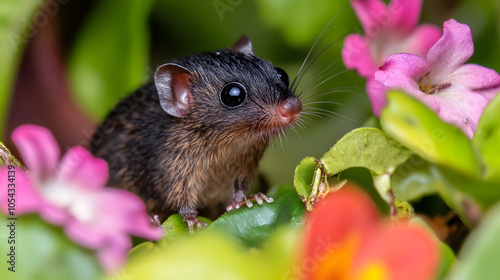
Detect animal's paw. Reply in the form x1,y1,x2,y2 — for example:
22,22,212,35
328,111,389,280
226,192,274,212
180,209,207,233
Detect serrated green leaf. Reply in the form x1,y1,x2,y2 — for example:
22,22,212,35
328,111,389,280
320,127,411,176
68,0,154,120
207,185,305,248
0,214,102,280
448,202,500,279
473,93,500,180
380,91,481,178
0,0,41,139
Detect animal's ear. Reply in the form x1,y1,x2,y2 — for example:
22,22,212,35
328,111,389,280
231,35,254,56
154,63,192,118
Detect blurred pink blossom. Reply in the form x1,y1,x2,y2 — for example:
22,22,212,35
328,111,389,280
375,19,500,138
0,124,163,271
342,0,441,115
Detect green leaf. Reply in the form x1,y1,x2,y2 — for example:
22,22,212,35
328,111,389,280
391,157,481,227
0,214,103,280
437,166,500,210
293,156,318,202
155,214,211,247
391,155,440,202
380,91,481,178
207,185,305,248
293,128,410,211
320,127,411,176
0,0,41,139
448,202,500,279
473,93,500,180
68,0,154,120
128,241,158,261
119,227,300,280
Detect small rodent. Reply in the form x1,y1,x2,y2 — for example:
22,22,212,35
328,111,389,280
90,36,302,230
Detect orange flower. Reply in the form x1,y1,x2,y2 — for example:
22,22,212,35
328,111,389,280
302,186,439,280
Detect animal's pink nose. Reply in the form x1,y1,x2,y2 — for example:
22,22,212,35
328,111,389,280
278,96,302,119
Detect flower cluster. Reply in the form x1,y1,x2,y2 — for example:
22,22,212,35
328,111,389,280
342,0,500,137
0,125,163,272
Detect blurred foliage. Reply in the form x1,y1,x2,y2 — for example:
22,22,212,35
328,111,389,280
68,0,154,120
380,92,481,178
449,202,500,279
0,0,41,139
121,227,300,280
0,214,103,280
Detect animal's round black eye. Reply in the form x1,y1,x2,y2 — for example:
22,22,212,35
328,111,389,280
275,67,289,87
220,82,247,108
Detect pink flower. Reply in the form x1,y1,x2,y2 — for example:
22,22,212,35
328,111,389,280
0,125,163,271
302,186,439,280
342,0,441,115
374,19,500,138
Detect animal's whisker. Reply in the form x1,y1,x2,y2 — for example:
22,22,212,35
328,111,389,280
302,108,356,124
301,88,364,103
292,33,350,95
290,14,340,92
296,59,342,97
298,69,350,98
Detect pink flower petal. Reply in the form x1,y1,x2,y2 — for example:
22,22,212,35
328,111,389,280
64,188,162,250
387,0,422,35
342,34,378,78
0,167,69,224
447,64,500,92
57,146,109,191
425,19,474,81
97,189,163,240
420,90,491,138
351,0,390,38
97,235,131,272
12,125,60,179
401,24,442,57
366,79,389,116
65,217,109,248
375,53,429,94
38,204,72,226
0,168,44,215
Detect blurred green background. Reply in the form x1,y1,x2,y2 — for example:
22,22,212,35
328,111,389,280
1,0,499,186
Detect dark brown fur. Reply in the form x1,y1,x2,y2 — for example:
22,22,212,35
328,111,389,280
89,44,299,223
